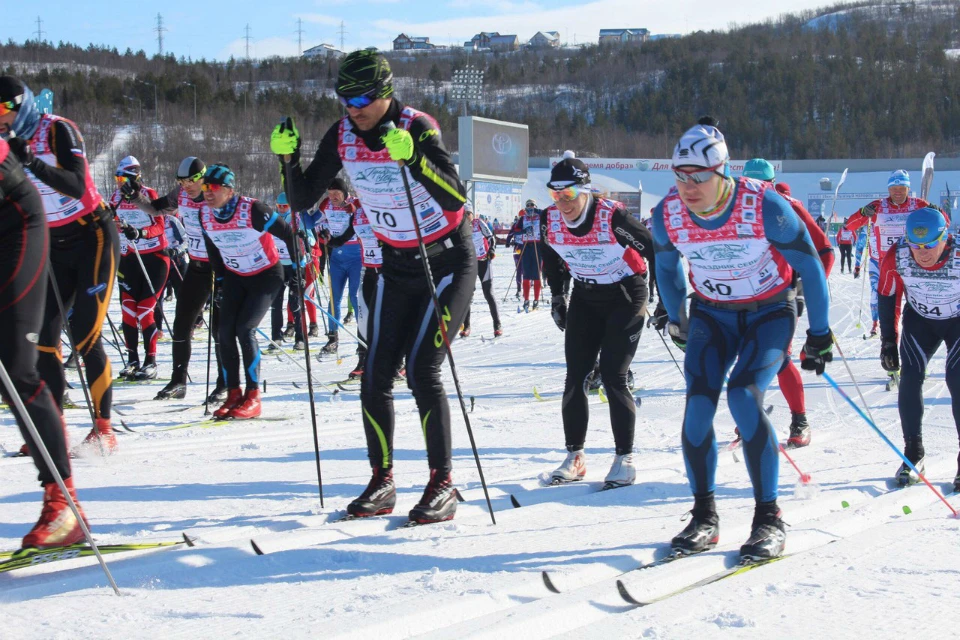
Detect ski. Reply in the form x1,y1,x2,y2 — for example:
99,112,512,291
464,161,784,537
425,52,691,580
862,332,879,341
0,533,195,573
117,416,290,432
542,545,683,594
615,554,787,606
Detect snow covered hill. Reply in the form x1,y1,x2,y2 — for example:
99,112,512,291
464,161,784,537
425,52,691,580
2,264,959,637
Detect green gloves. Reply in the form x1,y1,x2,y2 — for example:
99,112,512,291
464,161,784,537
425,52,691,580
271,117,300,156
381,127,414,162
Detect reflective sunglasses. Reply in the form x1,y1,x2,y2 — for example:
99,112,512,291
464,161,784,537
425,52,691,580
907,230,946,250
115,175,133,184
547,185,587,203
0,97,22,116
277,204,291,213
337,88,378,110
201,182,225,193
178,170,205,186
673,162,725,184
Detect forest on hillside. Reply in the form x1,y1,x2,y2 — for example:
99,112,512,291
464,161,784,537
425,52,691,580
3,0,960,198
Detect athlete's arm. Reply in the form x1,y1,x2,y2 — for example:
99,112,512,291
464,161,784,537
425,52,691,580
132,185,179,216
23,120,89,199
844,200,880,233
281,123,343,213
651,200,688,324
538,209,566,296
877,245,903,343
251,200,298,261
403,116,466,211
761,190,830,335
135,188,167,239
611,208,655,267
790,199,835,277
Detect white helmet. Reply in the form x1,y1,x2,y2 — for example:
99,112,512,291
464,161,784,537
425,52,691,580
672,118,728,173
116,155,141,177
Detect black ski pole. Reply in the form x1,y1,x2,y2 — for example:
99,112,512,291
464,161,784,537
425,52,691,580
501,240,526,304
203,284,214,416
126,240,177,340
382,122,495,525
0,358,121,594
288,213,325,506
646,306,685,381
104,312,128,368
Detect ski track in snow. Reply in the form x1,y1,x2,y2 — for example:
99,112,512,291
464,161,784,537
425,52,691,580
2,267,959,638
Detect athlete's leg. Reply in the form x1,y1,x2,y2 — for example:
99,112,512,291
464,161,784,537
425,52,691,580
479,259,501,329
118,255,141,366
234,270,281,390
562,291,605,450
218,273,246,389
776,354,805,415
170,262,212,385
898,307,942,453
329,248,348,323
344,244,362,323
869,258,880,323
137,252,170,367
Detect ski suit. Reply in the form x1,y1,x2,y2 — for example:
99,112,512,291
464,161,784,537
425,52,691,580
155,211,188,331
878,235,960,455
653,178,830,504
463,217,501,332
306,196,361,325
836,227,855,273
512,208,543,302
0,138,72,484
201,196,297,391
541,195,654,454
281,99,473,476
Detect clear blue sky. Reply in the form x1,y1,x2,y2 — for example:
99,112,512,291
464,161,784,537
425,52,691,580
2,1,852,61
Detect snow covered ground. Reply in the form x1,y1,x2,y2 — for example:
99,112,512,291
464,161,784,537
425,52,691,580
2,263,959,638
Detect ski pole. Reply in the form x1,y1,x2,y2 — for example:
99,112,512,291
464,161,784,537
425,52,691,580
302,289,367,348
645,306,685,381
501,239,527,303
282,213,325,505
104,312,128,368
0,359,122,594
778,444,811,484
203,284,214,416
822,372,957,517
126,240,176,339
384,122,495,525
831,335,879,427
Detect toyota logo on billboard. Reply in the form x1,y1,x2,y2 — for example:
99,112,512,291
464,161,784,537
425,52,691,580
492,133,512,155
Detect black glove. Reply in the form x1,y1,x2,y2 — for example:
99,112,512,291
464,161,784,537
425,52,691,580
551,298,567,331
122,224,140,241
854,266,860,279
648,302,669,332
800,330,834,375
880,339,900,372
7,137,34,166
667,322,687,352
488,249,496,261
120,176,141,200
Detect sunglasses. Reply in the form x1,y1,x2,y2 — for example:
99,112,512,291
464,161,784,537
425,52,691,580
337,88,378,110
907,231,946,250
178,171,205,186
0,97,22,116
201,182,225,193
277,204,291,213
673,162,725,184
115,175,133,184
547,185,586,203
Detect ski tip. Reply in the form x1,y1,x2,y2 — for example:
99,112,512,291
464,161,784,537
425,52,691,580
616,579,644,606
509,495,521,509
251,540,265,556
542,571,561,593
182,533,196,547
454,488,465,503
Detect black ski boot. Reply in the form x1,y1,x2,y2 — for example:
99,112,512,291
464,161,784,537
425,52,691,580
896,437,925,486
282,322,296,340
64,351,79,369
408,470,458,524
672,494,719,555
156,380,187,400
320,331,339,355
740,501,786,560
133,362,158,380
308,322,320,338
347,468,396,517
344,309,354,324
205,381,229,405
786,413,810,449
118,362,139,380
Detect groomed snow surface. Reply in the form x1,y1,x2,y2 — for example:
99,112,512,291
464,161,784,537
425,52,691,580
2,267,959,638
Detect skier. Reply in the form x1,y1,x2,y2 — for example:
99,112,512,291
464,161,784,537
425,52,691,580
271,49,475,524
844,170,931,337
268,192,307,352
0,75,120,450
0,136,89,548
109,156,170,381
540,152,655,488
505,216,523,299
128,156,227,402
461,203,502,338
652,118,833,559
199,164,299,420
306,178,361,355
512,199,543,311
349,201,383,378
155,207,188,337
877,207,960,491
742,159,835,448
836,220,855,274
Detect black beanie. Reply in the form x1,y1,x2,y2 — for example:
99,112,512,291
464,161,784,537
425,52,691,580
0,76,26,106
328,178,348,194
548,151,590,189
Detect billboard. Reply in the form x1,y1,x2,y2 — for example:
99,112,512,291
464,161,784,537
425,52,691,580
459,116,529,183
547,157,783,175
805,192,886,220
473,181,522,225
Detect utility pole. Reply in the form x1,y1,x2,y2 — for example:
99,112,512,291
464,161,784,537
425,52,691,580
34,16,44,43
338,21,347,53
155,14,166,56
245,24,252,60
296,18,304,56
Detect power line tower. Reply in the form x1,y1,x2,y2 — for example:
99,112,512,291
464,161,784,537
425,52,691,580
155,14,166,56
34,16,45,44
296,18,304,56
338,21,347,53
245,24,252,59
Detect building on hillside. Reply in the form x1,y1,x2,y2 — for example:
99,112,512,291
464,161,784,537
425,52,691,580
528,31,561,48
464,32,521,51
598,28,650,45
393,34,437,51
303,43,344,59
